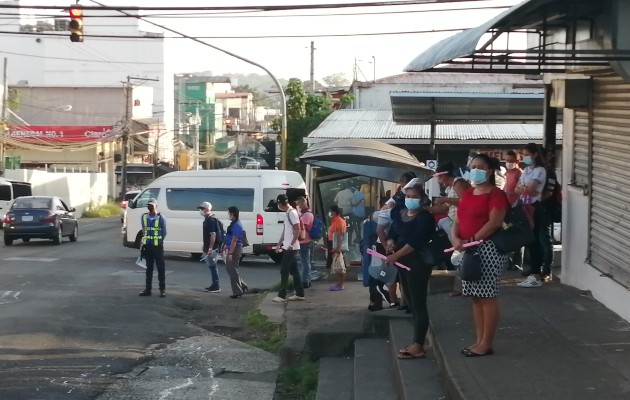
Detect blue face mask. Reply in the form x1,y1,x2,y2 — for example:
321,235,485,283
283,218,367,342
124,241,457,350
405,198,421,210
469,168,488,184
522,156,534,166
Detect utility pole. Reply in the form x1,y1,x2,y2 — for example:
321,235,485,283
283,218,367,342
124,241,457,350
372,55,376,82
120,75,159,199
0,58,7,176
310,41,315,93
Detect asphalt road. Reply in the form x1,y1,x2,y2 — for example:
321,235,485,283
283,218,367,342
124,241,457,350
0,217,281,400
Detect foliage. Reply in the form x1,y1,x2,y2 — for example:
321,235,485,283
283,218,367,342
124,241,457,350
302,80,326,92
286,78,307,121
243,307,286,354
276,362,319,400
82,202,120,218
322,73,351,88
340,93,356,109
8,89,20,112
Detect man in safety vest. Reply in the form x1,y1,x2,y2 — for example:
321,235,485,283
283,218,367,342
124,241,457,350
139,198,168,297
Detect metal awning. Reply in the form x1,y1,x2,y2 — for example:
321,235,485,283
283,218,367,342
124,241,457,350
390,92,545,123
300,139,433,182
404,0,626,74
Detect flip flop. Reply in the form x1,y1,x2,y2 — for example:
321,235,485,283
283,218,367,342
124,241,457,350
398,345,413,354
463,348,494,357
397,350,426,360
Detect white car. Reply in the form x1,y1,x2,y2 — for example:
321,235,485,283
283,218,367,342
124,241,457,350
120,190,140,223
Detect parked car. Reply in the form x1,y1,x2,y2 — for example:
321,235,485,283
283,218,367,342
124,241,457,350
121,190,140,223
0,178,32,229
3,196,78,245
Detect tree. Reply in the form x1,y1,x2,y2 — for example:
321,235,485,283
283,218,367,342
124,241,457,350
283,79,333,175
322,73,351,88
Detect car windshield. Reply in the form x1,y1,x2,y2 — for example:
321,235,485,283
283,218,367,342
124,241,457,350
12,198,51,209
125,192,138,201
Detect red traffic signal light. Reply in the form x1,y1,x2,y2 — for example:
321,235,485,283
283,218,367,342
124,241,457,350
69,8,84,42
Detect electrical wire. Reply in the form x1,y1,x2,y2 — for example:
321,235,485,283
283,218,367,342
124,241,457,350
0,26,468,39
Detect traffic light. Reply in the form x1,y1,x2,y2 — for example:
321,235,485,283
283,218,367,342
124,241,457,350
69,7,84,42
260,140,277,170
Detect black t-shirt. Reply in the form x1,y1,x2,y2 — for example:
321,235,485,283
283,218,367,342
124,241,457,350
387,206,435,251
202,214,218,252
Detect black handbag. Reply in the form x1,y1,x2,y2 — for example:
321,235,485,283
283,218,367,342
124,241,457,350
422,229,452,267
490,205,535,254
461,246,482,281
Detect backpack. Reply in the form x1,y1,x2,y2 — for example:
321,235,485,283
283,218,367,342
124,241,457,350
308,214,324,241
211,216,226,248
543,167,562,223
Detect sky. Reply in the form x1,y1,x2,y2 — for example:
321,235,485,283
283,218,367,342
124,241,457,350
17,0,523,83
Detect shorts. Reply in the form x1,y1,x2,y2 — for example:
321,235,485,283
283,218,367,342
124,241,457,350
331,253,346,274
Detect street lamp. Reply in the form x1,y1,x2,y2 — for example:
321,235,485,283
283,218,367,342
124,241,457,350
89,0,289,171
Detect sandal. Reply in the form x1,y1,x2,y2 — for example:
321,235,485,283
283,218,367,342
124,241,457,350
397,350,426,360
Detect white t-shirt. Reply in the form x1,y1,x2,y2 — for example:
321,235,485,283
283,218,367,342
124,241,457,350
446,186,459,221
519,166,547,203
282,208,301,250
334,188,354,216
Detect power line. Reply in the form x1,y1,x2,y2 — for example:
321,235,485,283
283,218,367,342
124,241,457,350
0,27,468,40
0,49,162,64
0,4,509,19
0,1,510,12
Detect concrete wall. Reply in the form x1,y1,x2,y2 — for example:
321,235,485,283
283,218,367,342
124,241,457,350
561,109,630,323
4,169,108,217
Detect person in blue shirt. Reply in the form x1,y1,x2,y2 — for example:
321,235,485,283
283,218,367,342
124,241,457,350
350,187,366,243
139,198,167,298
223,206,248,298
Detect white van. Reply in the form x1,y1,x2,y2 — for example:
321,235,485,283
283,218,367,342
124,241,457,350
122,169,307,263
0,178,33,229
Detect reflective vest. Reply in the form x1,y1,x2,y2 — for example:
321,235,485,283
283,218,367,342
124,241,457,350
142,213,163,246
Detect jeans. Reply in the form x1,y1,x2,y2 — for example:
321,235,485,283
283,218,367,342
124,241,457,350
204,251,220,288
399,252,432,344
298,242,314,285
278,250,304,299
145,245,165,291
528,202,552,276
437,217,453,241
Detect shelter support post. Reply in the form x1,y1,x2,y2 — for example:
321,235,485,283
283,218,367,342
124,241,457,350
543,83,558,166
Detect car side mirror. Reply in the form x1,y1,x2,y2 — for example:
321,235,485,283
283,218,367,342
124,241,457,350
70,207,76,212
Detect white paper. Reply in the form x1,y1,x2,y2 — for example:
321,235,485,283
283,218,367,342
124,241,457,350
135,256,146,269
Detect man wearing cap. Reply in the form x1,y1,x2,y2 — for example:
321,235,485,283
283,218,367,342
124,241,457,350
198,201,221,293
139,198,168,298
272,194,306,303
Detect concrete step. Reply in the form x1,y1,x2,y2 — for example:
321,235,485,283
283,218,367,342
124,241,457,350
388,319,445,400
315,357,353,400
353,338,398,400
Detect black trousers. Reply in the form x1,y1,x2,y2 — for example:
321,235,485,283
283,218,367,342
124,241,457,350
528,202,552,276
145,245,166,291
278,250,304,298
399,252,432,345
369,243,390,305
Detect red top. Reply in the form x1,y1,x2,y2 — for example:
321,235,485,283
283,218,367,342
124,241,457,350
457,187,509,240
504,168,522,205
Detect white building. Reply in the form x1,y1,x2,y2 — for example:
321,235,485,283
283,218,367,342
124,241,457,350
0,0,174,161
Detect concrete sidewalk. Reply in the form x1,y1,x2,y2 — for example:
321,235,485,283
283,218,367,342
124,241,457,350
261,269,630,399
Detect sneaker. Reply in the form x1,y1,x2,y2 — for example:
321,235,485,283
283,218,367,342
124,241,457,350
541,273,553,283
139,290,151,297
205,286,221,293
517,275,542,288
288,295,305,301
329,284,345,292
272,296,287,303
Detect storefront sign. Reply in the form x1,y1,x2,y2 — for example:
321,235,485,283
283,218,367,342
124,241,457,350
472,149,522,162
7,126,116,143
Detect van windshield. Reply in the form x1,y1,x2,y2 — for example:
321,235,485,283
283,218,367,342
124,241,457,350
166,188,254,212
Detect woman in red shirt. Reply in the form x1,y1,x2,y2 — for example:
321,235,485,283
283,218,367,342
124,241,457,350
452,154,509,357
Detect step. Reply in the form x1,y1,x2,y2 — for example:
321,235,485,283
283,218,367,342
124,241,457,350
388,319,445,400
315,357,353,400
353,338,398,400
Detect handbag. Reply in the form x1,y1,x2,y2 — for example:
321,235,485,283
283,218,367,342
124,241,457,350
461,246,482,281
421,229,452,266
490,205,535,254
332,231,349,253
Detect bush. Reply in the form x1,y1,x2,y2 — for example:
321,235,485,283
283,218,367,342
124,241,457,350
82,202,121,218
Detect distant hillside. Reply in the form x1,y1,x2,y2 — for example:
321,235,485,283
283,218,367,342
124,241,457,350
195,71,289,93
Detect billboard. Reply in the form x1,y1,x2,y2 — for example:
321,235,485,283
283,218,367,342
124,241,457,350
7,126,116,144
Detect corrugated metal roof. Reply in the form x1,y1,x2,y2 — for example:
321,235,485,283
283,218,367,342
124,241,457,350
306,110,562,143
372,72,543,85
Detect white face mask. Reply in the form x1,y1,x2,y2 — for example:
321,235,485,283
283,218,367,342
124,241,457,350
506,162,516,170
199,210,206,216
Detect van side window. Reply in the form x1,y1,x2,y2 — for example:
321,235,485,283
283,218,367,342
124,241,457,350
135,188,161,208
166,188,254,212
0,185,10,201
263,188,287,212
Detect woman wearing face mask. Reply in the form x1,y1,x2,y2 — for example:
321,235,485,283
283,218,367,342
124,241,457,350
452,154,509,357
515,143,548,288
503,150,524,271
385,180,436,360
224,206,248,298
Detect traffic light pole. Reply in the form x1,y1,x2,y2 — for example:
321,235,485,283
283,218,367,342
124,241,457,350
89,0,288,170
0,58,7,175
